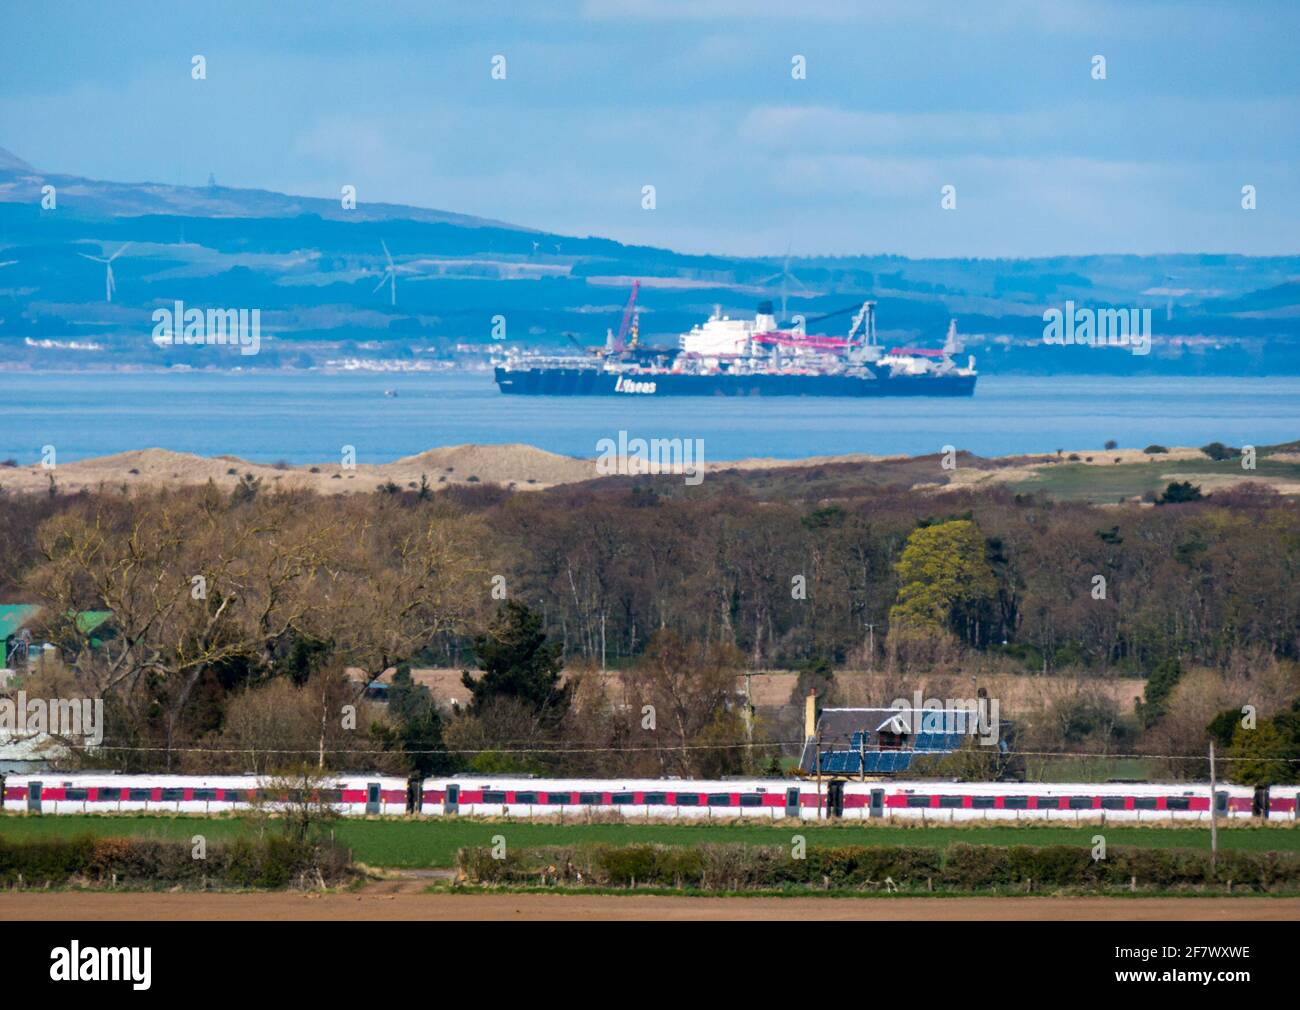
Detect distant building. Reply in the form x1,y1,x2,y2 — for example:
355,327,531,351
797,694,1012,779
0,731,73,774
0,605,115,686
0,604,43,671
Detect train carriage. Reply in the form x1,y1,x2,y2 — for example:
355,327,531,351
1,773,1296,822
0,774,410,816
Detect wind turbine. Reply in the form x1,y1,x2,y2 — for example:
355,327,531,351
1147,273,1191,322
759,245,812,322
78,243,131,303
372,239,418,307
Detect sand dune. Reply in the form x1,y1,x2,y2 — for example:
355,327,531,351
0,443,1292,497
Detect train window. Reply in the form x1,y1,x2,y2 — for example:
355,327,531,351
482,791,507,803
318,790,343,803
578,792,603,805
286,790,305,803
65,788,88,800
906,795,931,808
514,791,538,804
1002,796,1028,809
1165,797,1191,811
642,792,667,805
611,792,635,804
970,796,996,809
707,793,733,806
1101,796,1127,810
739,794,763,807
128,789,151,801
1068,796,1094,809
1133,797,1157,810
224,790,247,802
938,795,963,809
674,793,700,806
192,789,217,801
543,792,571,805
97,788,121,801
161,789,184,801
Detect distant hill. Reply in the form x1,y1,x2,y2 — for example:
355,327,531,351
0,146,524,230
1,145,1299,375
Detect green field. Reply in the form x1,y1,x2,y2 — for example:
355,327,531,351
2,815,1296,868
1009,457,1300,503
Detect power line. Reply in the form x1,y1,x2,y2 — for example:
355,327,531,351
60,739,1300,764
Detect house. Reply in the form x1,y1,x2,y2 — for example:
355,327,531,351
0,731,73,774
797,693,1011,778
0,604,43,671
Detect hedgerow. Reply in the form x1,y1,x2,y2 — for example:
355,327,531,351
458,842,1300,893
0,834,354,889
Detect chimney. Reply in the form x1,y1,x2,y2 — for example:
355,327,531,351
804,688,817,743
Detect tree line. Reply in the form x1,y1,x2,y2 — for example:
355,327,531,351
0,472,1297,782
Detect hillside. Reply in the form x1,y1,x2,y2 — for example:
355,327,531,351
2,146,1300,375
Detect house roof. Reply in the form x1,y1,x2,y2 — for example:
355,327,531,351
74,611,113,635
798,707,1000,776
0,605,43,640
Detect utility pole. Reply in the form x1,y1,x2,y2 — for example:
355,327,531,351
742,673,754,769
1209,741,1218,872
865,622,875,671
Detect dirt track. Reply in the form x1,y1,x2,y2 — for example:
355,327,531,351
3,884,1298,921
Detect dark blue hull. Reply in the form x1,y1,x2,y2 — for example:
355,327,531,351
495,366,977,397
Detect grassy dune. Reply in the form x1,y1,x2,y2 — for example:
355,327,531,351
1009,456,1300,502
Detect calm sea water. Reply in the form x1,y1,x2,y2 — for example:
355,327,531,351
2,371,1297,464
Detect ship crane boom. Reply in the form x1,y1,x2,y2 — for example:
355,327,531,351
612,280,640,353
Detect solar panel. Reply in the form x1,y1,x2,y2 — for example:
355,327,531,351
894,752,913,771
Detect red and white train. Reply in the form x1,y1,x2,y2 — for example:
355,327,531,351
2,773,1297,822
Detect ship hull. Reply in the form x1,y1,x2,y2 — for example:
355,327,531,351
495,367,977,397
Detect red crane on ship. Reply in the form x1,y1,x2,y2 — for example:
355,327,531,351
750,301,875,353
611,280,640,353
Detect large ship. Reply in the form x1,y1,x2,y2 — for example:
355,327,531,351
494,284,977,397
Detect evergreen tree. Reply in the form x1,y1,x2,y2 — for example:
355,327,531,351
462,601,569,723
1140,657,1183,727
387,665,455,776
1156,480,1203,505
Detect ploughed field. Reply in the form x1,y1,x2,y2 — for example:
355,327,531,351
6,886,1300,921
1,815,1296,869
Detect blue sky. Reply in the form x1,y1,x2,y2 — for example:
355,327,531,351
2,0,1298,257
